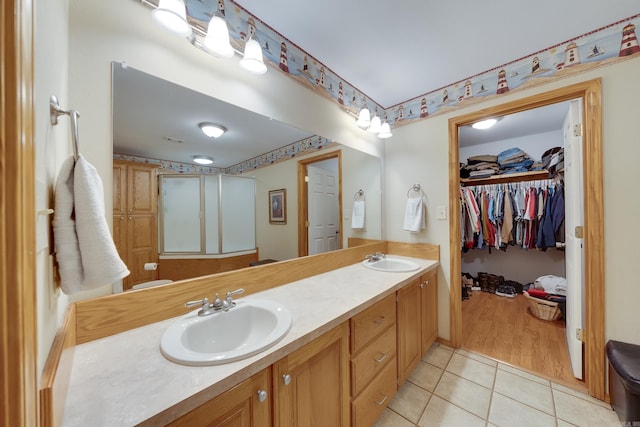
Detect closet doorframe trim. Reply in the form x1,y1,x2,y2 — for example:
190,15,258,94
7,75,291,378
447,79,604,400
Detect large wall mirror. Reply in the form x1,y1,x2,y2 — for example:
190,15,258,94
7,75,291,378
112,63,383,281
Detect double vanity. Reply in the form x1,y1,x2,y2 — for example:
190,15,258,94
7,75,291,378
58,245,439,426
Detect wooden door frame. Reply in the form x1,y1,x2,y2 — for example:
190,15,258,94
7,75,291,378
1,0,38,425
448,79,605,399
297,151,343,257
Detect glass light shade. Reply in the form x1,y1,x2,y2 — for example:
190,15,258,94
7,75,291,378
356,108,371,129
193,155,214,165
240,39,267,74
472,118,498,129
152,0,192,37
199,123,226,138
368,115,382,133
377,122,392,139
204,16,234,58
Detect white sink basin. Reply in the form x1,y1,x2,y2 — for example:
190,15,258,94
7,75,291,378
362,256,420,272
160,298,292,366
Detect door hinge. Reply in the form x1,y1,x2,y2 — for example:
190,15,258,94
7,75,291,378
573,124,583,137
305,220,309,227
304,175,309,182
576,328,584,342
575,226,584,239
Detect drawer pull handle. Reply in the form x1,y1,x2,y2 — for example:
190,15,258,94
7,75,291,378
374,352,387,363
374,393,388,406
257,389,268,403
373,316,385,325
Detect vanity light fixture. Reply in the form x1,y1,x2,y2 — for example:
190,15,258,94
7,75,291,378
240,38,268,75
472,118,498,130
199,123,226,138
203,14,234,58
377,122,393,139
152,0,192,37
356,107,371,129
193,155,214,165
368,114,382,134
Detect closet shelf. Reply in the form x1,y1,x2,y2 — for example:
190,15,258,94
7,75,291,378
460,170,550,186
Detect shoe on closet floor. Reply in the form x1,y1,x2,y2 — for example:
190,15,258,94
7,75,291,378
496,285,517,298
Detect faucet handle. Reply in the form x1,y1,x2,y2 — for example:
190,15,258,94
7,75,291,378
185,297,209,308
226,288,244,299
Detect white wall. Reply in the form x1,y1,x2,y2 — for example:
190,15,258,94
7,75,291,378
386,57,640,345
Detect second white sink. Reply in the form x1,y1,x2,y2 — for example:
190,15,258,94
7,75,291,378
161,298,292,366
362,256,420,272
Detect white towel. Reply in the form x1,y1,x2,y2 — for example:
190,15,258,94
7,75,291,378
403,197,425,232
351,200,365,229
53,155,130,294
53,156,84,293
74,155,130,289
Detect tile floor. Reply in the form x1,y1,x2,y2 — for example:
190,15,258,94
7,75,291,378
374,343,621,427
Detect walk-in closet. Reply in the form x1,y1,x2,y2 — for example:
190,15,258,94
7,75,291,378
457,99,585,388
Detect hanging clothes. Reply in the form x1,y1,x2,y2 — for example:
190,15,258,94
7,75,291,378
459,179,564,253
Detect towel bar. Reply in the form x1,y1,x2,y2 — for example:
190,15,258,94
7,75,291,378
50,95,80,160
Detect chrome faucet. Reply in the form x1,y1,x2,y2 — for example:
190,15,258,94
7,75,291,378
365,252,386,262
185,288,245,317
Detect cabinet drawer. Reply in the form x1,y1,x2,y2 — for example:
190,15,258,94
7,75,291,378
351,356,397,427
351,325,396,396
350,294,396,353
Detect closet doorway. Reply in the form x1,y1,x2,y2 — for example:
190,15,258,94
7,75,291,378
448,79,605,399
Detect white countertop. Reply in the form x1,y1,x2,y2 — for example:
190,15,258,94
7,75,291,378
62,256,439,426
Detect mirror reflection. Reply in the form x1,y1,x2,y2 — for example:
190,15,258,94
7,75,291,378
112,63,382,290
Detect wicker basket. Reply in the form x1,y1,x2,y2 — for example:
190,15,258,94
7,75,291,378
523,291,562,321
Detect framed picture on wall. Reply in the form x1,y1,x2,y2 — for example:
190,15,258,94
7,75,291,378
269,189,286,224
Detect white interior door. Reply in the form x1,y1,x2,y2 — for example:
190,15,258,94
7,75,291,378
307,163,339,255
563,99,585,379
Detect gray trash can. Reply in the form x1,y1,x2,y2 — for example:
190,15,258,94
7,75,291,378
606,340,640,423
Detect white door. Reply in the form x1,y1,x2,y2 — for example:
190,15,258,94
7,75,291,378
307,163,339,255
563,99,585,379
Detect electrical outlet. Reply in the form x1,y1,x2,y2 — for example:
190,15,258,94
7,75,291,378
436,205,447,220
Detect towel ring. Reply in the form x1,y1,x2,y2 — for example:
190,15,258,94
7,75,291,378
407,184,422,198
353,189,365,201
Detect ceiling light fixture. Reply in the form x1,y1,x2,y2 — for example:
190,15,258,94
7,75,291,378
199,122,226,138
193,155,214,165
472,118,498,130
240,38,267,75
151,0,192,37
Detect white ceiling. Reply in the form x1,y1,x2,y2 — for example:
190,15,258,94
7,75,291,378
235,0,639,107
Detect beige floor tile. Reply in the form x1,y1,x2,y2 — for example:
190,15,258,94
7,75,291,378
435,343,455,352
556,419,577,427
489,392,557,427
418,395,486,427
551,382,612,409
388,381,431,424
408,361,444,392
434,371,492,419
493,369,554,416
456,348,498,367
553,388,620,426
446,352,497,389
374,408,415,427
422,344,453,369
498,363,551,387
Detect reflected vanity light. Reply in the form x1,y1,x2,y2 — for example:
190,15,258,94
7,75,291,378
193,155,214,165
355,107,393,139
377,122,392,139
199,123,226,138
472,118,498,130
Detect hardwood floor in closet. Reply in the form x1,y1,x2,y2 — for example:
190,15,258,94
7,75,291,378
461,290,585,390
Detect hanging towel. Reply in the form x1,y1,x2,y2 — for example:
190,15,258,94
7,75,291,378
53,155,130,294
74,155,130,289
351,200,365,229
403,197,425,232
53,156,85,294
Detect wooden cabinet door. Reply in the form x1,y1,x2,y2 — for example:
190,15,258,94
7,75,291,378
397,278,422,384
166,368,271,427
273,323,349,427
127,163,157,215
113,162,127,215
420,271,438,355
125,214,158,289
